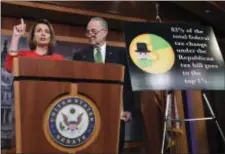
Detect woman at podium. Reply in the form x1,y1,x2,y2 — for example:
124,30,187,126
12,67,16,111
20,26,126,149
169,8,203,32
5,18,64,73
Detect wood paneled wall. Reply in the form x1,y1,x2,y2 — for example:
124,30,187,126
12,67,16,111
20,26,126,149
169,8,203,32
173,91,189,153
1,17,125,47
188,91,209,153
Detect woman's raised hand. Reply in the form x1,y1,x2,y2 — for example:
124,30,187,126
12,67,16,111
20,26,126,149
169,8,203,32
13,18,26,38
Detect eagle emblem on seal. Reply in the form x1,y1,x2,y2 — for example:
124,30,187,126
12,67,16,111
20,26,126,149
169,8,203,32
59,108,84,131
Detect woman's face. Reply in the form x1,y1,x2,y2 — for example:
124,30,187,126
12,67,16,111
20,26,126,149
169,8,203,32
34,23,51,46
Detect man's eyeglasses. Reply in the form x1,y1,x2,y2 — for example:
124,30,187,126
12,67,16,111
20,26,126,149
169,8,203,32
85,29,105,37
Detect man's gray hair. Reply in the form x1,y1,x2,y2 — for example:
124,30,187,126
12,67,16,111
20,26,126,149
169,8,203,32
90,17,108,30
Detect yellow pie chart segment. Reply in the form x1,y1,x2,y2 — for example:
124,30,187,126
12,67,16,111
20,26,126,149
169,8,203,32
129,34,175,74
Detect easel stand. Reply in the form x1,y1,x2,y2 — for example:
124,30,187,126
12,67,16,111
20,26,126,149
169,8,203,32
161,91,225,154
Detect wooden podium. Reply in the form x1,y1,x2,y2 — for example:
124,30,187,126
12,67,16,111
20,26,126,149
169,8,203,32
13,57,124,154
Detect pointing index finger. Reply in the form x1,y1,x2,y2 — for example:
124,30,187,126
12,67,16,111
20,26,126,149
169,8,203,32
21,18,24,26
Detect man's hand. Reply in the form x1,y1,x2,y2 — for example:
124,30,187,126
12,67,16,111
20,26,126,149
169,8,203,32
120,111,132,122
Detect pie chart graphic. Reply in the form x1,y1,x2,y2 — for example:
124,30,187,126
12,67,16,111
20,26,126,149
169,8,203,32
129,34,175,74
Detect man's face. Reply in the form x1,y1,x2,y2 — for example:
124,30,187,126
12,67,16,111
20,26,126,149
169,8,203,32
86,20,108,46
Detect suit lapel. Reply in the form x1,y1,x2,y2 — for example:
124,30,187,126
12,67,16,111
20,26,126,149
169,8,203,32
84,46,94,62
105,45,113,63
85,45,115,63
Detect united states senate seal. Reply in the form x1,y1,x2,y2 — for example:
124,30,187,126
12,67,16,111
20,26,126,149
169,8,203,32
43,95,100,153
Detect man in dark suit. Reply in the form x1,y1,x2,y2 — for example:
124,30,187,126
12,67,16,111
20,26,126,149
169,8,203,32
73,17,134,153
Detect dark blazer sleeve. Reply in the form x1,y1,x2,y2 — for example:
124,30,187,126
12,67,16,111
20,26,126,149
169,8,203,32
121,48,134,113
73,50,83,61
